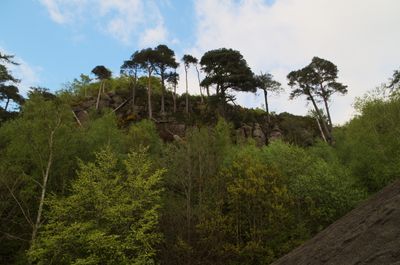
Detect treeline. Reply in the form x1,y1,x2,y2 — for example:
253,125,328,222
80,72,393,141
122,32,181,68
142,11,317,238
65,46,346,143
0,49,400,264
2,46,347,145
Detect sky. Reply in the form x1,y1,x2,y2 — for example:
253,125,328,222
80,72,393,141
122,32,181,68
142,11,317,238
1,0,399,124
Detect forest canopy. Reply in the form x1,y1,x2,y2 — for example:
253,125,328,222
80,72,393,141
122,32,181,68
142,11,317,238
0,47,399,264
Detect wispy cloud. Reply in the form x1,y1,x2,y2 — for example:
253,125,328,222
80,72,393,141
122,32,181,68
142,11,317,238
139,23,169,48
191,0,400,124
39,0,88,24
39,0,169,45
1,47,41,96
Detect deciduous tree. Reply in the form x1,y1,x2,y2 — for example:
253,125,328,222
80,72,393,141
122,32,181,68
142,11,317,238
28,148,165,264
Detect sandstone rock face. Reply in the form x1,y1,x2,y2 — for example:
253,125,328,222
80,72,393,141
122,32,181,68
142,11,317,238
76,110,89,124
272,180,400,265
235,123,267,146
252,123,266,146
242,124,252,138
269,125,282,142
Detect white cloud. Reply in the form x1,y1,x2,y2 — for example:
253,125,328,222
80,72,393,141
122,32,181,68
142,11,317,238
39,0,87,24
191,0,400,124
1,47,41,96
12,59,42,96
39,0,168,45
139,23,169,47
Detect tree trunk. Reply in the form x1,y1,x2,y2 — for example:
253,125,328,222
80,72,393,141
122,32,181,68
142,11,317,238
161,74,165,115
132,75,137,113
147,68,153,119
220,87,226,117
309,94,331,143
95,81,103,110
263,89,270,124
4,98,10,111
173,82,177,113
31,118,60,242
195,66,204,103
185,67,189,114
320,84,333,131
315,116,327,143
323,98,333,131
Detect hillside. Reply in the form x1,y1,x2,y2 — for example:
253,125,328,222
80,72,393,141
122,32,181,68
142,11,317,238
272,179,400,265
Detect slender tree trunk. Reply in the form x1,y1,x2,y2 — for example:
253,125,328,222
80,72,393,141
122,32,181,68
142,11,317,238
31,118,60,242
320,84,333,131
4,98,10,111
309,94,331,143
131,75,137,113
72,111,82,127
206,86,210,97
173,83,177,113
220,88,226,117
263,89,270,124
161,74,165,115
195,65,204,103
315,116,327,142
147,68,153,119
185,67,189,114
323,98,333,131
95,81,103,110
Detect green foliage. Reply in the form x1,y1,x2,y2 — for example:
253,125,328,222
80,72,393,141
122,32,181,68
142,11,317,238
276,112,318,146
127,119,162,156
335,90,400,192
160,119,232,265
199,145,292,264
287,57,347,144
262,141,365,231
82,112,128,156
0,94,79,263
256,72,282,118
28,148,165,265
91,65,112,80
0,53,24,117
200,48,257,101
2,48,398,265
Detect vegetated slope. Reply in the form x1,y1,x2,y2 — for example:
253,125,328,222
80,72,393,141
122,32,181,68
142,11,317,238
272,179,400,265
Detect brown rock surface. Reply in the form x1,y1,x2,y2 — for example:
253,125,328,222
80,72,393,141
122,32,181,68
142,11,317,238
272,180,400,265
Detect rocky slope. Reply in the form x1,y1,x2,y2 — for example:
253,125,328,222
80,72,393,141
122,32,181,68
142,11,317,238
71,90,320,146
272,180,400,265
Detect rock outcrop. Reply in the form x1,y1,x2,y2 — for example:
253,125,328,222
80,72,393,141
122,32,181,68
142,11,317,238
236,123,267,146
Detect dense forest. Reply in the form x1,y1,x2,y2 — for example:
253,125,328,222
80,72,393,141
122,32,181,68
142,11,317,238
0,47,399,264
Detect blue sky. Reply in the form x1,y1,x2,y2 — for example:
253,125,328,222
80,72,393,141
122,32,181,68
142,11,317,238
1,0,400,123
1,0,197,91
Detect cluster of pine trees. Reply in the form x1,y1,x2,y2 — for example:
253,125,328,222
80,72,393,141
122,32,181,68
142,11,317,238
0,49,399,264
